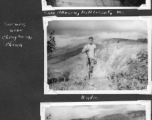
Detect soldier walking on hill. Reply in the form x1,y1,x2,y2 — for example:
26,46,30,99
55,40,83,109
82,37,97,80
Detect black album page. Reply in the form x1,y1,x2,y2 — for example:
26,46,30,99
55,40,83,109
0,0,151,120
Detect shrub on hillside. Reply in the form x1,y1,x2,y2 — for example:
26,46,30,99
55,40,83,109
46,0,57,6
47,70,71,85
120,0,145,6
47,30,56,55
137,38,147,43
108,50,148,90
62,71,70,81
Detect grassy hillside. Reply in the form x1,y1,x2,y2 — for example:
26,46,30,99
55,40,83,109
47,38,148,90
48,43,86,64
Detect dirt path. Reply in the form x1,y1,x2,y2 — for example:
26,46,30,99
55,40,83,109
84,77,113,90
83,60,115,90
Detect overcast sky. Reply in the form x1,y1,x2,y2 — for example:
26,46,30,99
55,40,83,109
45,104,145,120
47,20,147,47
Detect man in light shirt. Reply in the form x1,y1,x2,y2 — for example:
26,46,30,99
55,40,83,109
82,37,97,79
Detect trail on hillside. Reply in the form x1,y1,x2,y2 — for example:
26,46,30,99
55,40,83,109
83,60,114,90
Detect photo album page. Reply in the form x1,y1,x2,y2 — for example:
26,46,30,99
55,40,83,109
0,0,151,120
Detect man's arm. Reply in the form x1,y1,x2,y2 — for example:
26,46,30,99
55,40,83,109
81,45,87,53
94,44,97,59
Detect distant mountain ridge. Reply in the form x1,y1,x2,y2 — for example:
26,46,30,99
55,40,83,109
126,110,145,118
70,110,145,120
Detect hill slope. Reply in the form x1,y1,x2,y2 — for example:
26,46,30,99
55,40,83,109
48,39,148,90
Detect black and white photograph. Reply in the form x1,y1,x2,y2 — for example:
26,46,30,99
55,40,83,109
41,0,151,10
44,17,152,94
44,17,151,94
40,101,151,120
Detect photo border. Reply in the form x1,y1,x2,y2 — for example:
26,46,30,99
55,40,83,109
40,100,151,120
43,16,152,95
41,0,151,11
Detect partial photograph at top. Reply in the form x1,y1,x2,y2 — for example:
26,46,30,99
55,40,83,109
46,0,145,7
41,0,150,10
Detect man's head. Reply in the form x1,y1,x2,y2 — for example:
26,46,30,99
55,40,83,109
88,37,93,44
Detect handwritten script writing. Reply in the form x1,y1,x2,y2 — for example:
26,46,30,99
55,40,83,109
2,22,32,48
81,95,98,100
44,10,125,16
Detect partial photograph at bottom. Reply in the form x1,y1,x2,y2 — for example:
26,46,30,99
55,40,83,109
40,101,151,120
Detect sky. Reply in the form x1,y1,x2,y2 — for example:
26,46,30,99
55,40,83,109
45,104,145,120
47,20,147,47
